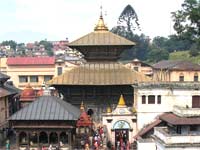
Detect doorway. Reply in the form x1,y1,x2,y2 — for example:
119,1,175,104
115,129,129,148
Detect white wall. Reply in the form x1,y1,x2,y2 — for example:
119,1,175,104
136,88,200,130
137,140,156,150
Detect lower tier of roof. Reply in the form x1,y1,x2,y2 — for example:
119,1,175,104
48,62,152,85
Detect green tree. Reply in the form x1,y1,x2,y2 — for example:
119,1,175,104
1,40,17,50
111,4,149,60
171,0,200,49
147,47,169,63
39,40,54,56
118,4,140,33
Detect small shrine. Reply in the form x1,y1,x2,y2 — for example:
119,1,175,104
102,95,136,148
9,96,80,150
75,102,93,149
20,83,37,108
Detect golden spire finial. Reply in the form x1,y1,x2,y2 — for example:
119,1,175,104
94,6,108,31
118,94,126,106
107,106,112,113
80,101,85,112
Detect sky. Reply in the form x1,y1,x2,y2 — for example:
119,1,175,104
0,0,184,43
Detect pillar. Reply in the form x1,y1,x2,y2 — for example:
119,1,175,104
16,132,19,148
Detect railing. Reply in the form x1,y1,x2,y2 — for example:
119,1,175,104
173,105,200,117
154,127,200,144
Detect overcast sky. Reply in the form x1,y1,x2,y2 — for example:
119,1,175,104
0,0,184,43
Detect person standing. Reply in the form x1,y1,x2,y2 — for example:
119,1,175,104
6,140,10,150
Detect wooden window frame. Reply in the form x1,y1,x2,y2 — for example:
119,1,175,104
142,95,146,104
148,95,155,104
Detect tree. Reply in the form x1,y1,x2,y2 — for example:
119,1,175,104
171,0,200,49
1,40,17,51
147,46,169,63
111,4,148,60
118,4,140,33
39,40,54,56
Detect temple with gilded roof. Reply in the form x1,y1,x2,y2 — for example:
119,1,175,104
48,13,151,122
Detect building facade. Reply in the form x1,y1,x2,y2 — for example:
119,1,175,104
0,57,77,89
153,60,200,82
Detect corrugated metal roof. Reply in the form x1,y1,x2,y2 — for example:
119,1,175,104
48,62,152,85
153,60,200,71
69,31,135,46
7,57,55,65
9,96,80,120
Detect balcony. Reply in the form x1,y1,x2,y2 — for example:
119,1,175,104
154,127,200,145
173,105,200,117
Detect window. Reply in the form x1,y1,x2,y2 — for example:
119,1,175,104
57,67,62,75
157,95,161,104
148,95,155,104
142,95,146,104
30,76,38,82
44,75,53,82
194,73,198,82
179,73,184,82
190,125,198,131
19,76,28,83
134,67,139,71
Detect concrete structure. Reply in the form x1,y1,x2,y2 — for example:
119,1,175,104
134,82,200,150
134,82,200,130
125,58,153,78
153,106,200,150
0,57,77,89
153,60,200,82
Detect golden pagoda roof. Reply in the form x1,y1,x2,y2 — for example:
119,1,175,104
69,15,135,46
47,62,152,86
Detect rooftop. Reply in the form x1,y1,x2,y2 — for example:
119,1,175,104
7,57,55,65
153,60,200,71
48,62,151,86
159,113,200,125
10,96,80,121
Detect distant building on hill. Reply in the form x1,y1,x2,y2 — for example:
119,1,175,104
153,60,200,82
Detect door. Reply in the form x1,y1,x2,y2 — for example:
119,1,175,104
115,129,129,148
192,96,200,108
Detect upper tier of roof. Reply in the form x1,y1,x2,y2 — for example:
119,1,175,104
69,15,135,47
47,62,152,86
7,57,55,65
69,31,136,47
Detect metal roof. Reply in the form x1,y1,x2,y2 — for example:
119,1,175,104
0,72,10,82
153,60,200,71
69,31,135,46
0,83,20,98
9,96,80,121
48,62,152,85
